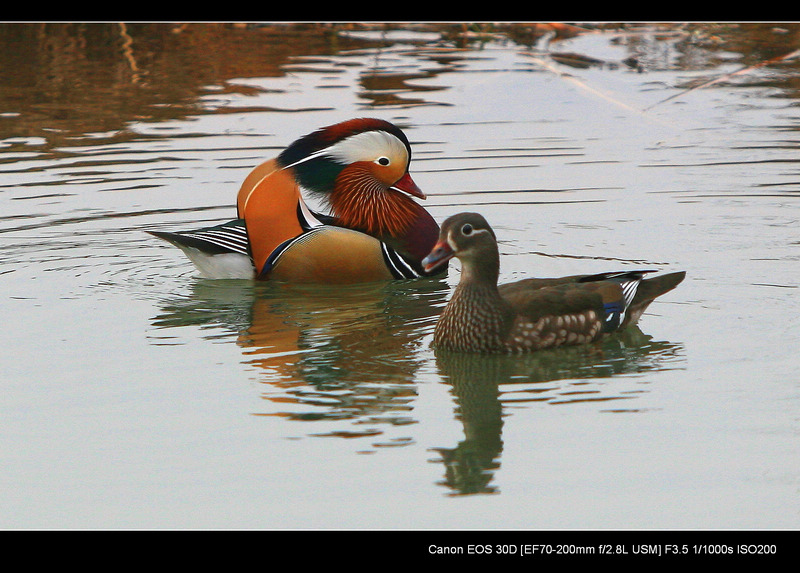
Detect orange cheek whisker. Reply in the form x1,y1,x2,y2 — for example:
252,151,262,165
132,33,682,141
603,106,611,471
330,171,418,238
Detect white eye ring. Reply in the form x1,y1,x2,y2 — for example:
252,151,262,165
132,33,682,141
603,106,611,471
461,223,473,236
376,156,390,166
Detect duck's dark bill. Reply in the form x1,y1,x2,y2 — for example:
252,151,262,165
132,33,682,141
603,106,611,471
422,242,454,273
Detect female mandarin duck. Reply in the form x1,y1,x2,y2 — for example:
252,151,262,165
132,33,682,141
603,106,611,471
150,118,441,283
421,212,685,353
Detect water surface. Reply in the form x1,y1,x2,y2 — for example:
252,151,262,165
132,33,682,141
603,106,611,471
1,22,799,529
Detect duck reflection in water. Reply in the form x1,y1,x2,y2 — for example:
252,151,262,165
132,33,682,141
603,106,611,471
151,276,683,494
152,277,449,435
432,328,684,496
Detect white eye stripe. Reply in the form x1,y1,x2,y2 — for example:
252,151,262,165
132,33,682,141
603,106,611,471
325,130,408,165
447,225,488,247
461,226,488,237
281,131,407,173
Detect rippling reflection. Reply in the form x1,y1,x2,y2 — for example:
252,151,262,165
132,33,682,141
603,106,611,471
432,329,684,495
152,269,685,496
151,271,684,457
152,277,449,436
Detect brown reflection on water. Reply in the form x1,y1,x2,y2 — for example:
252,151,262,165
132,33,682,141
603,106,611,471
4,22,798,149
357,61,456,108
152,277,449,437
244,280,448,437
0,23,381,146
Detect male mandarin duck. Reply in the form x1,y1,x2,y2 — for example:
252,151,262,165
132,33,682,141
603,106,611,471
421,212,685,353
150,118,441,283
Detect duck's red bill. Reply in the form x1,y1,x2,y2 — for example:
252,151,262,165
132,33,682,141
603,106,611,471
390,173,425,200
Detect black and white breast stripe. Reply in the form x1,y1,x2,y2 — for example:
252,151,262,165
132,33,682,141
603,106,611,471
381,242,423,279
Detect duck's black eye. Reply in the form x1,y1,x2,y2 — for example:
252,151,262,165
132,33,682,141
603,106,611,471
376,156,390,166
461,223,473,236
